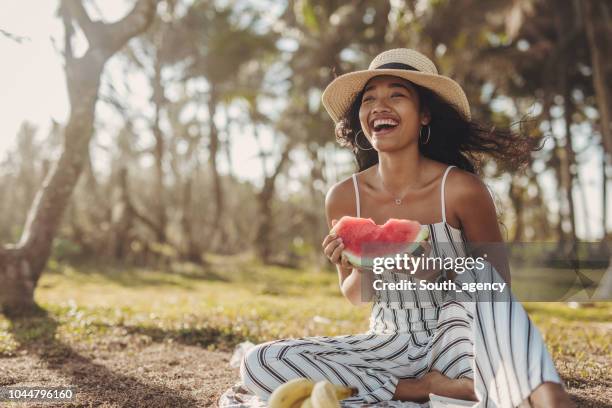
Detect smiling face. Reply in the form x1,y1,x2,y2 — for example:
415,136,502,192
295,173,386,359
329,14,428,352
358,75,430,152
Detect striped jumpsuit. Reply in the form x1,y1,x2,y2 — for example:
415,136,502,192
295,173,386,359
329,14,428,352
240,166,563,407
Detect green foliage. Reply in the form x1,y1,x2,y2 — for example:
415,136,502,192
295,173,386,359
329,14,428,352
51,238,83,261
295,0,319,33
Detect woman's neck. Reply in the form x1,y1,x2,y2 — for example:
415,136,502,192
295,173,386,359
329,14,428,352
377,149,427,191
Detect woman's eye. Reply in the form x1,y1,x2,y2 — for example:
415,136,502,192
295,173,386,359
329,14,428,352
362,93,404,102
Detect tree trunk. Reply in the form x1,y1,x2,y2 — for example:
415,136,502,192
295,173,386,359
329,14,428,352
110,166,134,260
255,142,293,263
207,86,223,234
582,0,612,159
307,145,328,270
604,153,608,239
561,73,577,242
151,57,167,243
582,0,611,239
528,170,552,240
576,173,591,239
16,123,38,209
509,177,524,242
0,247,36,315
222,106,234,178
0,0,157,314
544,96,566,243
180,176,202,263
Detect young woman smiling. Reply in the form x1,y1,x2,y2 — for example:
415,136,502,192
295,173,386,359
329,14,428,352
239,49,574,408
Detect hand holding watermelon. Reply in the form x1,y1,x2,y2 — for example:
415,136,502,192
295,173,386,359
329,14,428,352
322,219,355,270
328,216,430,270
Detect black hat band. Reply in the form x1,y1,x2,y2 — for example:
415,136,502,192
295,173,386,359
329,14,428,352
375,62,419,71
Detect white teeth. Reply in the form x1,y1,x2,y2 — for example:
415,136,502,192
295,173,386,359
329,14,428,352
373,119,398,128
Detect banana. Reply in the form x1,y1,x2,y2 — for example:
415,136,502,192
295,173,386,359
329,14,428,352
299,397,313,408
268,378,315,408
289,396,309,408
310,381,340,408
332,384,357,400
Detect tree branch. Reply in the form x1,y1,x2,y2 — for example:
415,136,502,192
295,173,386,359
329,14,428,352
261,140,295,199
104,0,159,55
0,28,29,43
130,199,163,239
63,0,157,57
63,0,102,43
58,1,74,62
270,141,294,184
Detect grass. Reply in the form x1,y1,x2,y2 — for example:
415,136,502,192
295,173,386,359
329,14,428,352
1,255,373,357
0,254,610,406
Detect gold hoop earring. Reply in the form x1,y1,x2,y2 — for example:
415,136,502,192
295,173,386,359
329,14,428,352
419,124,431,145
354,129,374,151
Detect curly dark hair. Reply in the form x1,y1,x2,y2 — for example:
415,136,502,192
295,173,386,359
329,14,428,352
334,81,542,173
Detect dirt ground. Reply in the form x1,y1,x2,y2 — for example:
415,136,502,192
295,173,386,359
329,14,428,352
1,339,610,408
1,340,238,407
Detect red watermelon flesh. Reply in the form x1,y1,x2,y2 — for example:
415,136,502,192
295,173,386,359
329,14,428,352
330,216,429,268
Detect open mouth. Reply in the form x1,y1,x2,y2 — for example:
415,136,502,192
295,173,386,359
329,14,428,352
372,119,399,136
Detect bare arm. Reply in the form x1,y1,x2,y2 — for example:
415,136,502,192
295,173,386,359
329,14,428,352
324,180,373,305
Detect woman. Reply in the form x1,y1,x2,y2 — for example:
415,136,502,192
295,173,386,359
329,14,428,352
239,49,573,407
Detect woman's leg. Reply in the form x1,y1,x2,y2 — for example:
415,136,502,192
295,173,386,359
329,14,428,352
393,371,476,403
240,334,401,404
525,382,575,408
391,375,430,402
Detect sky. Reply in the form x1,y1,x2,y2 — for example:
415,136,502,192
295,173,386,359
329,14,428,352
0,0,306,185
0,0,608,240
0,1,68,154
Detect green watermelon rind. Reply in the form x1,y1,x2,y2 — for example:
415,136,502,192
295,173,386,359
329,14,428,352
341,225,430,269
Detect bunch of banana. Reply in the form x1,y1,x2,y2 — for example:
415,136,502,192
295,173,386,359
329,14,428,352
267,378,357,408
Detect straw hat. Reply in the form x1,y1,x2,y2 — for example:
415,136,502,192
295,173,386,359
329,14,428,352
321,48,471,123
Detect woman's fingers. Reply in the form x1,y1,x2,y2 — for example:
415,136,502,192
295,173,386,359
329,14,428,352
329,241,345,263
323,237,344,261
321,232,339,249
322,229,346,265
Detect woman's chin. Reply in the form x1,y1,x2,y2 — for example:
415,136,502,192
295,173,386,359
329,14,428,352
373,142,408,153
372,137,418,153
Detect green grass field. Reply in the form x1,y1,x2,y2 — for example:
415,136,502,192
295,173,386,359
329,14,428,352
0,255,610,406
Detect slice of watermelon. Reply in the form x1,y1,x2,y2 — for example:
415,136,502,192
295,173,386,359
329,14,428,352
330,216,429,268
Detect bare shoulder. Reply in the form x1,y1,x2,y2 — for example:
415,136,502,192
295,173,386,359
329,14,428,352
325,176,358,228
444,167,498,231
445,167,493,203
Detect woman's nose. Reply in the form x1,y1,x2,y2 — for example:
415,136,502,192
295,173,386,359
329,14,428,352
371,99,391,114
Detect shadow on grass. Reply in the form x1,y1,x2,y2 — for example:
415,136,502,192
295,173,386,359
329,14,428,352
47,259,230,289
560,373,612,408
89,322,248,351
4,306,201,407
569,393,612,408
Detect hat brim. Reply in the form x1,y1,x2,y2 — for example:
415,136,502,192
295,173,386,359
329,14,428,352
321,69,471,123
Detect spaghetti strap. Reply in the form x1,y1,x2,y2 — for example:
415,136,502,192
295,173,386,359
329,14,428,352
352,173,361,218
440,165,455,223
